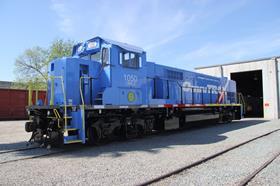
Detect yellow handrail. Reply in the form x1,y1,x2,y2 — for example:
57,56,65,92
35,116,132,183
50,76,55,106
53,109,62,128
49,76,68,132
28,82,33,106
35,90,38,104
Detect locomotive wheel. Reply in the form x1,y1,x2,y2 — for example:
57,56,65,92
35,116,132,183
25,122,35,132
179,116,186,129
154,115,165,131
219,111,233,123
25,122,32,132
86,125,102,145
120,118,138,139
225,112,233,123
119,124,127,140
144,118,154,135
137,124,145,137
51,132,64,147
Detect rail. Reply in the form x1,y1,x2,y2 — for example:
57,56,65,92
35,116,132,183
138,128,280,186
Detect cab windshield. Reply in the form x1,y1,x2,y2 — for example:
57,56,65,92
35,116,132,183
81,51,101,62
80,48,109,66
90,52,101,62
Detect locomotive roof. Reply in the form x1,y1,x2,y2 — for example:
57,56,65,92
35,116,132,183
94,36,145,54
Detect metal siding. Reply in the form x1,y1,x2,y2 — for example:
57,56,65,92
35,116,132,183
0,89,10,119
0,89,46,120
196,59,279,119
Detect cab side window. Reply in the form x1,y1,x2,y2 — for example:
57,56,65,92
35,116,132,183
120,52,141,68
101,48,109,65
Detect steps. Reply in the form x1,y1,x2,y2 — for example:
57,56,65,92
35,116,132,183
63,89,106,144
65,139,83,144
63,111,84,144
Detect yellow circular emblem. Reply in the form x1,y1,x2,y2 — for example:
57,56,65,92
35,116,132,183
127,92,135,102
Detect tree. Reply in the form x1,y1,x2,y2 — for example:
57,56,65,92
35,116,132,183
14,39,75,89
14,46,48,89
48,39,74,63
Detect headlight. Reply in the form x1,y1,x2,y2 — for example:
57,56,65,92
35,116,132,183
87,41,98,49
77,45,84,53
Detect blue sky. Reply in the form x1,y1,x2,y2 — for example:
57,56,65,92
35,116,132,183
1,0,280,81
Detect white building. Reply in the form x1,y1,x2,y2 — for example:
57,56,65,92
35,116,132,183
196,56,280,119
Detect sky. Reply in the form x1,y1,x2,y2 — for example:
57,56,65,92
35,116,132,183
0,0,280,81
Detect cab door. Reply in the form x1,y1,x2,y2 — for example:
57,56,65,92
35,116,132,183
80,64,90,104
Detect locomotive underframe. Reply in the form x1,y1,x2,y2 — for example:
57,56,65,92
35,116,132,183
25,104,241,146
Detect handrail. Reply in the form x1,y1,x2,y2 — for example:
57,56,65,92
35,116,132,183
28,82,33,106
79,76,94,134
27,83,39,106
238,92,246,115
49,76,68,132
176,81,183,104
147,77,224,92
147,77,236,104
79,76,94,106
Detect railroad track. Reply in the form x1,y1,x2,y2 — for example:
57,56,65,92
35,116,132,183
0,149,66,165
0,146,40,155
0,122,278,181
138,128,280,186
0,143,84,165
238,150,280,186
0,120,221,165
0,146,78,165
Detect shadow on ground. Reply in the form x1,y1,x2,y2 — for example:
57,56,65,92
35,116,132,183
0,141,29,151
0,119,271,158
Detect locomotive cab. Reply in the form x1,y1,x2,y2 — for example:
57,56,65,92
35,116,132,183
69,37,148,106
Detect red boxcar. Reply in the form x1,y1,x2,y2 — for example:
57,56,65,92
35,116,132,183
0,89,46,120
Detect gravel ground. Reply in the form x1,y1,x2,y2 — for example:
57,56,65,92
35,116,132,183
0,118,279,185
0,148,62,164
247,155,280,186
154,129,280,186
0,120,30,152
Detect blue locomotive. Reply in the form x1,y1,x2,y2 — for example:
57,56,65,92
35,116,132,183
25,36,242,146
